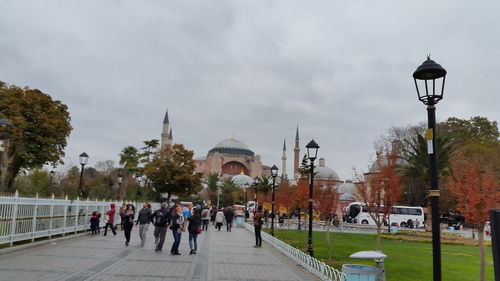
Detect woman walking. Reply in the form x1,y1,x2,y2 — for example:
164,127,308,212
123,204,135,247
215,208,225,231
170,205,184,255
187,208,202,254
201,207,210,231
137,202,152,247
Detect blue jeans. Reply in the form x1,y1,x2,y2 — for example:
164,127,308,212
171,229,182,254
189,233,198,250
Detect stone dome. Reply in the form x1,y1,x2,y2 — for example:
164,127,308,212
336,180,357,194
232,173,254,188
209,138,255,156
315,158,340,180
339,193,357,201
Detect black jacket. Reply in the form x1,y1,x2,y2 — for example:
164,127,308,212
187,214,202,234
150,208,171,227
137,207,152,224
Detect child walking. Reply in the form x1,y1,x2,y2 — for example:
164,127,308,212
90,211,100,235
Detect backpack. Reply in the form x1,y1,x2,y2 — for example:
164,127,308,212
153,211,167,227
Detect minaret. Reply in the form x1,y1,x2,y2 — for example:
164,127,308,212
293,125,300,180
281,139,287,178
161,108,172,148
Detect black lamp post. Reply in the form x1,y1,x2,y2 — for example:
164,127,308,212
244,183,249,203
413,56,447,281
49,170,55,188
78,152,89,197
0,118,13,191
305,139,319,257
135,174,142,200
270,164,279,236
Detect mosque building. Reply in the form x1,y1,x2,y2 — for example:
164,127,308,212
161,109,358,210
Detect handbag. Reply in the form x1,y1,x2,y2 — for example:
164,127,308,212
196,226,202,234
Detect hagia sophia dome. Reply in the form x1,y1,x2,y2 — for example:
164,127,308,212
208,138,255,156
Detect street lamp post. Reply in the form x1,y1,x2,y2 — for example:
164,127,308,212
270,165,279,237
413,56,447,281
244,183,249,203
306,139,319,257
49,170,55,189
216,181,222,208
135,174,142,200
78,152,89,197
0,118,13,191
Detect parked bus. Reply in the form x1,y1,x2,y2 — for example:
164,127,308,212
344,202,424,228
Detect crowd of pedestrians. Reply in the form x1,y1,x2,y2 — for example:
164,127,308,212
89,202,258,255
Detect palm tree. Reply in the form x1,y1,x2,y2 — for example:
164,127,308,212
399,133,453,206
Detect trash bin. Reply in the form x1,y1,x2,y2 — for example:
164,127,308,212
236,216,244,227
390,226,398,234
342,264,378,281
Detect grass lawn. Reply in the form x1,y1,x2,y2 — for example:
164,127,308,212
273,229,494,281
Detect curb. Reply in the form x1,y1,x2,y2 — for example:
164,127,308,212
0,232,90,256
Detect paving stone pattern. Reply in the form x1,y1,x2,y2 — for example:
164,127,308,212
0,224,319,281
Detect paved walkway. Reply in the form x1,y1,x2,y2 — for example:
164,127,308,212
0,225,319,281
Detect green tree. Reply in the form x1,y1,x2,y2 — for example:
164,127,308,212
205,172,221,204
144,144,202,201
0,82,72,191
60,166,81,199
119,146,140,174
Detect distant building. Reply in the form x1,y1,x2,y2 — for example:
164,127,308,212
194,137,269,179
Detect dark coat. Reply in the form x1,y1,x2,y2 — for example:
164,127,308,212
187,214,202,234
137,207,152,224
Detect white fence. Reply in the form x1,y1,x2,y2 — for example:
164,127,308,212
0,191,160,246
244,223,346,281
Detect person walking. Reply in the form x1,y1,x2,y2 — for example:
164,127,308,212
253,205,263,247
224,207,234,232
119,203,127,230
90,211,100,235
215,208,225,231
201,206,210,231
123,204,135,247
187,208,202,255
137,202,152,248
170,205,184,255
103,203,117,236
151,202,171,252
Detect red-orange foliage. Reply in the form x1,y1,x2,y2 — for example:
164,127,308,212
447,156,499,281
276,182,294,213
314,184,339,220
447,158,498,228
294,180,309,210
358,149,403,249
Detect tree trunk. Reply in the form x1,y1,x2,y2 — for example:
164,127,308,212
376,223,382,250
478,224,485,281
325,219,332,260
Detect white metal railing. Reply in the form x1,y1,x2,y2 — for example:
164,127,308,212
0,191,160,246
244,223,346,281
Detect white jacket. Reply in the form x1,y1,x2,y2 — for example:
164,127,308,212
215,211,225,223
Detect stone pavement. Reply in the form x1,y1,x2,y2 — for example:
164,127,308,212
0,224,319,281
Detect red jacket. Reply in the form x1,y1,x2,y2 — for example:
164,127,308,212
107,205,116,224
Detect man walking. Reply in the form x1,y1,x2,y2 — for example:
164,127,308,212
151,202,171,253
137,202,152,247
224,207,234,232
201,206,210,231
253,205,263,247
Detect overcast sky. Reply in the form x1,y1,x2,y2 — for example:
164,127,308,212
1,1,499,180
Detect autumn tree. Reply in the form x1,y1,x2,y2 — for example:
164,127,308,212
358,148,403,250
0,81,72,191
447,157,499,281
314,184,339,260
144,144,202,202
